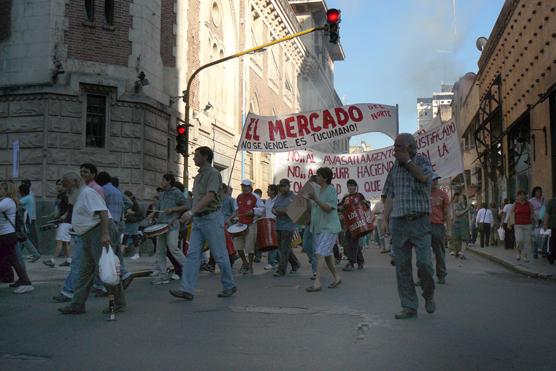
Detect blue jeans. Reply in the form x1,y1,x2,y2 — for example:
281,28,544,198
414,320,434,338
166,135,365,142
390,216,435,312
180,211,235,294
62,234,83,298
302,228,317,274
267,249,279,266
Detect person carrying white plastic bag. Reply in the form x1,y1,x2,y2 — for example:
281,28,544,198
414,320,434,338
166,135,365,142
56,171,127,315
99,244,121,286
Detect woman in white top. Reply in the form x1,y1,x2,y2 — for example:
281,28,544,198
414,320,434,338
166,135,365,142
475,202,494,248
0,181,34,294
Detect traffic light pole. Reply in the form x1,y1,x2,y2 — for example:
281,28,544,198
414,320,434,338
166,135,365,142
181,25,327,188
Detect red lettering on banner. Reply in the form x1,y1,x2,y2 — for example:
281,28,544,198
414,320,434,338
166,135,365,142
284,116,296,138
287,165,303,178
322,110,336,129
349,106,364,122
437,143,449,157
293,181,303,193
367,104,385,110
297,115,310,136
370,110,392,120
334,108,349,126
363,180,382,193
333,167,350,179
253,119,260,140
244,118,257,140
268,120,286,141
309,112,321,132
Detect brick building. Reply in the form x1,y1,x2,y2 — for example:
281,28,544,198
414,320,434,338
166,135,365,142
453,0,556,204
0,0,344,202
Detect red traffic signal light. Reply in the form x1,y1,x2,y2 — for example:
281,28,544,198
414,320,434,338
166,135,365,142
326,8,341,44
176,124,188,156
326,8,341,24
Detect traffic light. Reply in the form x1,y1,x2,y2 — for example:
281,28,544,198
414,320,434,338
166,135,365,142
176,124,188,156
326,8,341,44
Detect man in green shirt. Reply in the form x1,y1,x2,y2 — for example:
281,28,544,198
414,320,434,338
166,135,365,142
170,146,237,301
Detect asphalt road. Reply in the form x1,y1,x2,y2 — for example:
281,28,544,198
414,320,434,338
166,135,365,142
1,248,555,371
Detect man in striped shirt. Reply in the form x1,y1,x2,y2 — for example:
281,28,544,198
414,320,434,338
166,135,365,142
381,133,435,320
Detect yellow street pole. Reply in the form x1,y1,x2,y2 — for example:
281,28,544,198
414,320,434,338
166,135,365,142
181,25,327,188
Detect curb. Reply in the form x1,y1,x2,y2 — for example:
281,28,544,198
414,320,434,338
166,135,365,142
467,247,555,281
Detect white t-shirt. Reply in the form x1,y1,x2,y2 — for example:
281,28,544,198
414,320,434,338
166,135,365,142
264,197,277,219
502,203,513,223
476,208,494,224
71,186,108,235
372,200,385,222
0,197,16,235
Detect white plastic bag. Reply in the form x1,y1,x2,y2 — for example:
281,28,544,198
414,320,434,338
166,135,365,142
497,226,505,241
99,244,121,286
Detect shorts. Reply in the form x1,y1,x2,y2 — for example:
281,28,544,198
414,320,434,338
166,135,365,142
313,232,337,257
232,223,257,254
55,223,72,242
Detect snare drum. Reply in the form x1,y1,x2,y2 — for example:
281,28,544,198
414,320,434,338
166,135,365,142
143,223,170,238
227,223,248,237
256,217,278,252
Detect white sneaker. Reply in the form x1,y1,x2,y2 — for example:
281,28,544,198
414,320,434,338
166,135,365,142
170,273,180,280
151,277,170,285
13,285,34,294
264,264,274,270
130,253,140,260
149,271,160,277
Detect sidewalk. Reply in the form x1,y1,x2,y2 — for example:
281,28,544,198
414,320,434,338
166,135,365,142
22,255,157,283
467,243,556,281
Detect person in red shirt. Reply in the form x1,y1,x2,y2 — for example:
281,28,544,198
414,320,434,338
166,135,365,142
226,179,264,274
339,179,369,271
429,174,450,284
509,190,535,262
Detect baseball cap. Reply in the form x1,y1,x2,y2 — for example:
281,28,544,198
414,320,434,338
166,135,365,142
278,178,291,186
240,179,252,186
432,173,441,180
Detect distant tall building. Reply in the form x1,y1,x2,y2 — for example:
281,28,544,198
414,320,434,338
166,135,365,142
417,84,454,130
417,98,433,130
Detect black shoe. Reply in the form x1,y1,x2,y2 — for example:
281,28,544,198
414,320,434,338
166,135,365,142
43,259,55,268
169,289,194,301
52,294,71,303
437,277,446,284
395,309,417,319
9,281,21,288
58,305,86,315
425,297,436,314
217,286,238,298
390,258,395,266
28,255,41,263
342,263,355,272
59,261,71,267
122,275,134,290
102,305,127,314
273,271,285,277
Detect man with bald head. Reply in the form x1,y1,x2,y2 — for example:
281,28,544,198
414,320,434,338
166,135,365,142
381,133,435,319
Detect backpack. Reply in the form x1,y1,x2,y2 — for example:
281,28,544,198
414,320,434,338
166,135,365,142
2,205,30,242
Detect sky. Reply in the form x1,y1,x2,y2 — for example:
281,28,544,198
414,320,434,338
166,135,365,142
326,0,506,150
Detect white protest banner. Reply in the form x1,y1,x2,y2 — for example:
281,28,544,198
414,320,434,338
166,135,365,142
238,103,398,152
274,120,463,199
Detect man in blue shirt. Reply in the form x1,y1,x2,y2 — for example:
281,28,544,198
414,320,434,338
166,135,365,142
18,183,41,262
272,179,300,276
96,172,133,290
